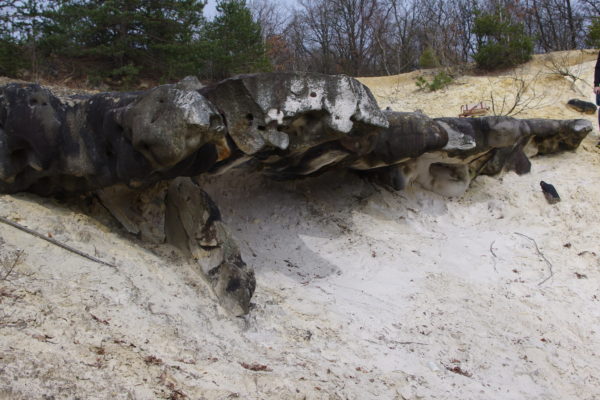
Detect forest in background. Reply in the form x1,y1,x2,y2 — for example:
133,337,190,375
0,0,599,88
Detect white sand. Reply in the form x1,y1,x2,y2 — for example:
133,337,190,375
1,50,600,399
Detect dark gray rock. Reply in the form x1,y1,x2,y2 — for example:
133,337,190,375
350,111,448,170
97,178,255,316
525,118,592,155
200,72,388,155
0,82,224,195
567,99,597,114
359,115,591,196
201,72,389,178
165,178,255,316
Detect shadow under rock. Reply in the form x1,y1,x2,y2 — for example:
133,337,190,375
197,168,378,283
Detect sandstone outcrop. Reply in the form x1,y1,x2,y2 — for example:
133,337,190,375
0,73,593,313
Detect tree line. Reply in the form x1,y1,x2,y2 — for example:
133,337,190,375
269,0,599,76
0,0,268,85
0,0,599,87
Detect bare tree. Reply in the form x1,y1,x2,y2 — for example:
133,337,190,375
295,0,338,73
248,0,290,40
579,0,600,15
386,0,421,72
329,0,381,75
528,0,587,51
272,0,594,76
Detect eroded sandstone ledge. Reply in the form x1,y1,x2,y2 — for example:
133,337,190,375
0,73,592,314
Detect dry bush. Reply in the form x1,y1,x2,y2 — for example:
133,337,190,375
543,51,588,94
0,238,26,327
0,249,23,282
485,70,548,117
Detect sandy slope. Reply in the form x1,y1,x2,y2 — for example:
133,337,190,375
1,51,600,399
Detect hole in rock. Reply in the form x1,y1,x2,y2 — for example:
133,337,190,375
226,278,241,292
310,92,317,98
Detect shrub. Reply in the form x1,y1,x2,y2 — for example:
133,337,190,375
415,70,453,92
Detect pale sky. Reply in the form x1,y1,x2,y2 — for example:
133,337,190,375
203,0,298,19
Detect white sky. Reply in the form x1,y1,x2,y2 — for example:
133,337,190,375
203,0,298,19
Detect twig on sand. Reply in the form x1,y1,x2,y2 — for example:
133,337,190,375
1,249,23,281
514,232,553,285
0,215,118,269
489,240,498,273
396,341,428,345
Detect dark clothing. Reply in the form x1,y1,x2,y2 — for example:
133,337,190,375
596,51,600,87
596,53,600,132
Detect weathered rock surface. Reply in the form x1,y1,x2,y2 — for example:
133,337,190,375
200,72,389,178
0,73,593,313
363,114,592,196
0,81,225,195
165,177,255,316
97,178,255,316
567,99,597,114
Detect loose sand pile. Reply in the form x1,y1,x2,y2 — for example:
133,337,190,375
1,50,600,399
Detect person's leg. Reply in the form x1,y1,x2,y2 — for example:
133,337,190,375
597,94,600,147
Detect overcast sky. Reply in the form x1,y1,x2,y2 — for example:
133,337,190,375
203,0,298,19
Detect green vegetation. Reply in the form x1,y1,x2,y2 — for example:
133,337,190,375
0,0,270,87
39,0,207,85
473,9,533,71
415,71,453,92
587,18,600,48
202,0,270,80
0,38,26,77
419,47,441,69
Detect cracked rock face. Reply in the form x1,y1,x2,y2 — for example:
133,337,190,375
118,84,225,169
200,72,388,156
165,178,255,316
363,115,592,196
97,178,255,316
0,74,593,314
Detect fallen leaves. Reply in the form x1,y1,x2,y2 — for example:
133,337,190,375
90,313,110,325
239,362,272,372
144,355,163,366
446,365,472,377
32,333,54,343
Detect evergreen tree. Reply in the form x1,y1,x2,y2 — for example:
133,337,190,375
586,18,600,48
203,0,270,80
39,0,206,85
0,1,44,78
473,9,533,71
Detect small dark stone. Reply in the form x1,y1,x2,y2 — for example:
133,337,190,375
567,99,597,114
540,181,561,204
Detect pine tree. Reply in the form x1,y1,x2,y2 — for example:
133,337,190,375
202,0,270,80
39,0,206,85
0,0,44,78
587,18,600,48
473,8,533,71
